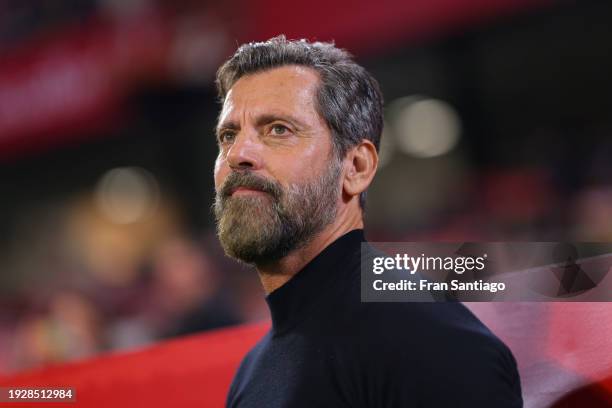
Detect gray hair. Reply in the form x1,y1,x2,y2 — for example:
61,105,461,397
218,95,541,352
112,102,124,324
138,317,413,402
215,35,384,208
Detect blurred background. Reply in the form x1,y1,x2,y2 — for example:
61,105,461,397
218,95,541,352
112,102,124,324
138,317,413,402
1,0,611,404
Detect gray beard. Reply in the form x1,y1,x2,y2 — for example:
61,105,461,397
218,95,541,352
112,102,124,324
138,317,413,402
214,160,341,266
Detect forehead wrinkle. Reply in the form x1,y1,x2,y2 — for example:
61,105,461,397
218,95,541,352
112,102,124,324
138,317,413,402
218,66,327,132
221,97,318,132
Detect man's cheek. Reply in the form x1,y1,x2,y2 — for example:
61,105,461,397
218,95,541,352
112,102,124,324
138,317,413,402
213,159,227,189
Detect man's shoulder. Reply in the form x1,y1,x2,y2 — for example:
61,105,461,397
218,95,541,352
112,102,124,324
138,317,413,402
226,330,272,398
355,243,506,350
358,299,500,346
353,301,522,406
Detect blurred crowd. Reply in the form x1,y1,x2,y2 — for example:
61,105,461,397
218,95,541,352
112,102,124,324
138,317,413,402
0,191,269,373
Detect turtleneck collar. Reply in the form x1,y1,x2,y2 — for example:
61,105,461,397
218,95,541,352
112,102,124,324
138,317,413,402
264,229,365,335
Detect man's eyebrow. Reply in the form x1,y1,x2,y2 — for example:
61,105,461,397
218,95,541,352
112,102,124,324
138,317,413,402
215,113,309,136
254,113,307,129
215,121,239,136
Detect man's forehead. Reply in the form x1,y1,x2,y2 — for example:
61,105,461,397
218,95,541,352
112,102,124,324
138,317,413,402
220,66,321,120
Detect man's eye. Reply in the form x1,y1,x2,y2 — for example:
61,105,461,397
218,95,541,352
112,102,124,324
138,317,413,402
270,124,289,136
219,132,236,144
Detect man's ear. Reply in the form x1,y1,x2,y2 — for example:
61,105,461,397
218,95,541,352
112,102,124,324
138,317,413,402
343,140,378,199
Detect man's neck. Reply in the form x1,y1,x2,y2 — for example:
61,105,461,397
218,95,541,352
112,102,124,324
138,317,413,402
255,208,363,294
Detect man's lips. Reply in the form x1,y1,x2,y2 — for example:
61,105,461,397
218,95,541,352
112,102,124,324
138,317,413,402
229,186,268,196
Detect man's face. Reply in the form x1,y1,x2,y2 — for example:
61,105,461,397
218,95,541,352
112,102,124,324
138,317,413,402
213,65,341,265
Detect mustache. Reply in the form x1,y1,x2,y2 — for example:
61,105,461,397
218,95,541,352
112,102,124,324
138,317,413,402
219,171,283,200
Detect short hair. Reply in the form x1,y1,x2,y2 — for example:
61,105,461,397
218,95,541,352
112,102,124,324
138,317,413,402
215,35,384,209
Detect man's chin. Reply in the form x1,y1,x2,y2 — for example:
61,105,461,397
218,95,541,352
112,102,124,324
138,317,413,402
219,233,283,265
216,215,280,263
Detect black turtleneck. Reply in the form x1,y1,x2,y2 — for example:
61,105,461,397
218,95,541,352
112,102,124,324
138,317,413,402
226,229,523,407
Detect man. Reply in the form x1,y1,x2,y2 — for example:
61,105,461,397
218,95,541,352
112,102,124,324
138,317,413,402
213,36,523,407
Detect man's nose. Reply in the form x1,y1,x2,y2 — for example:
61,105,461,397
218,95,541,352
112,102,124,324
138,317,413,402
226,131,263,171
